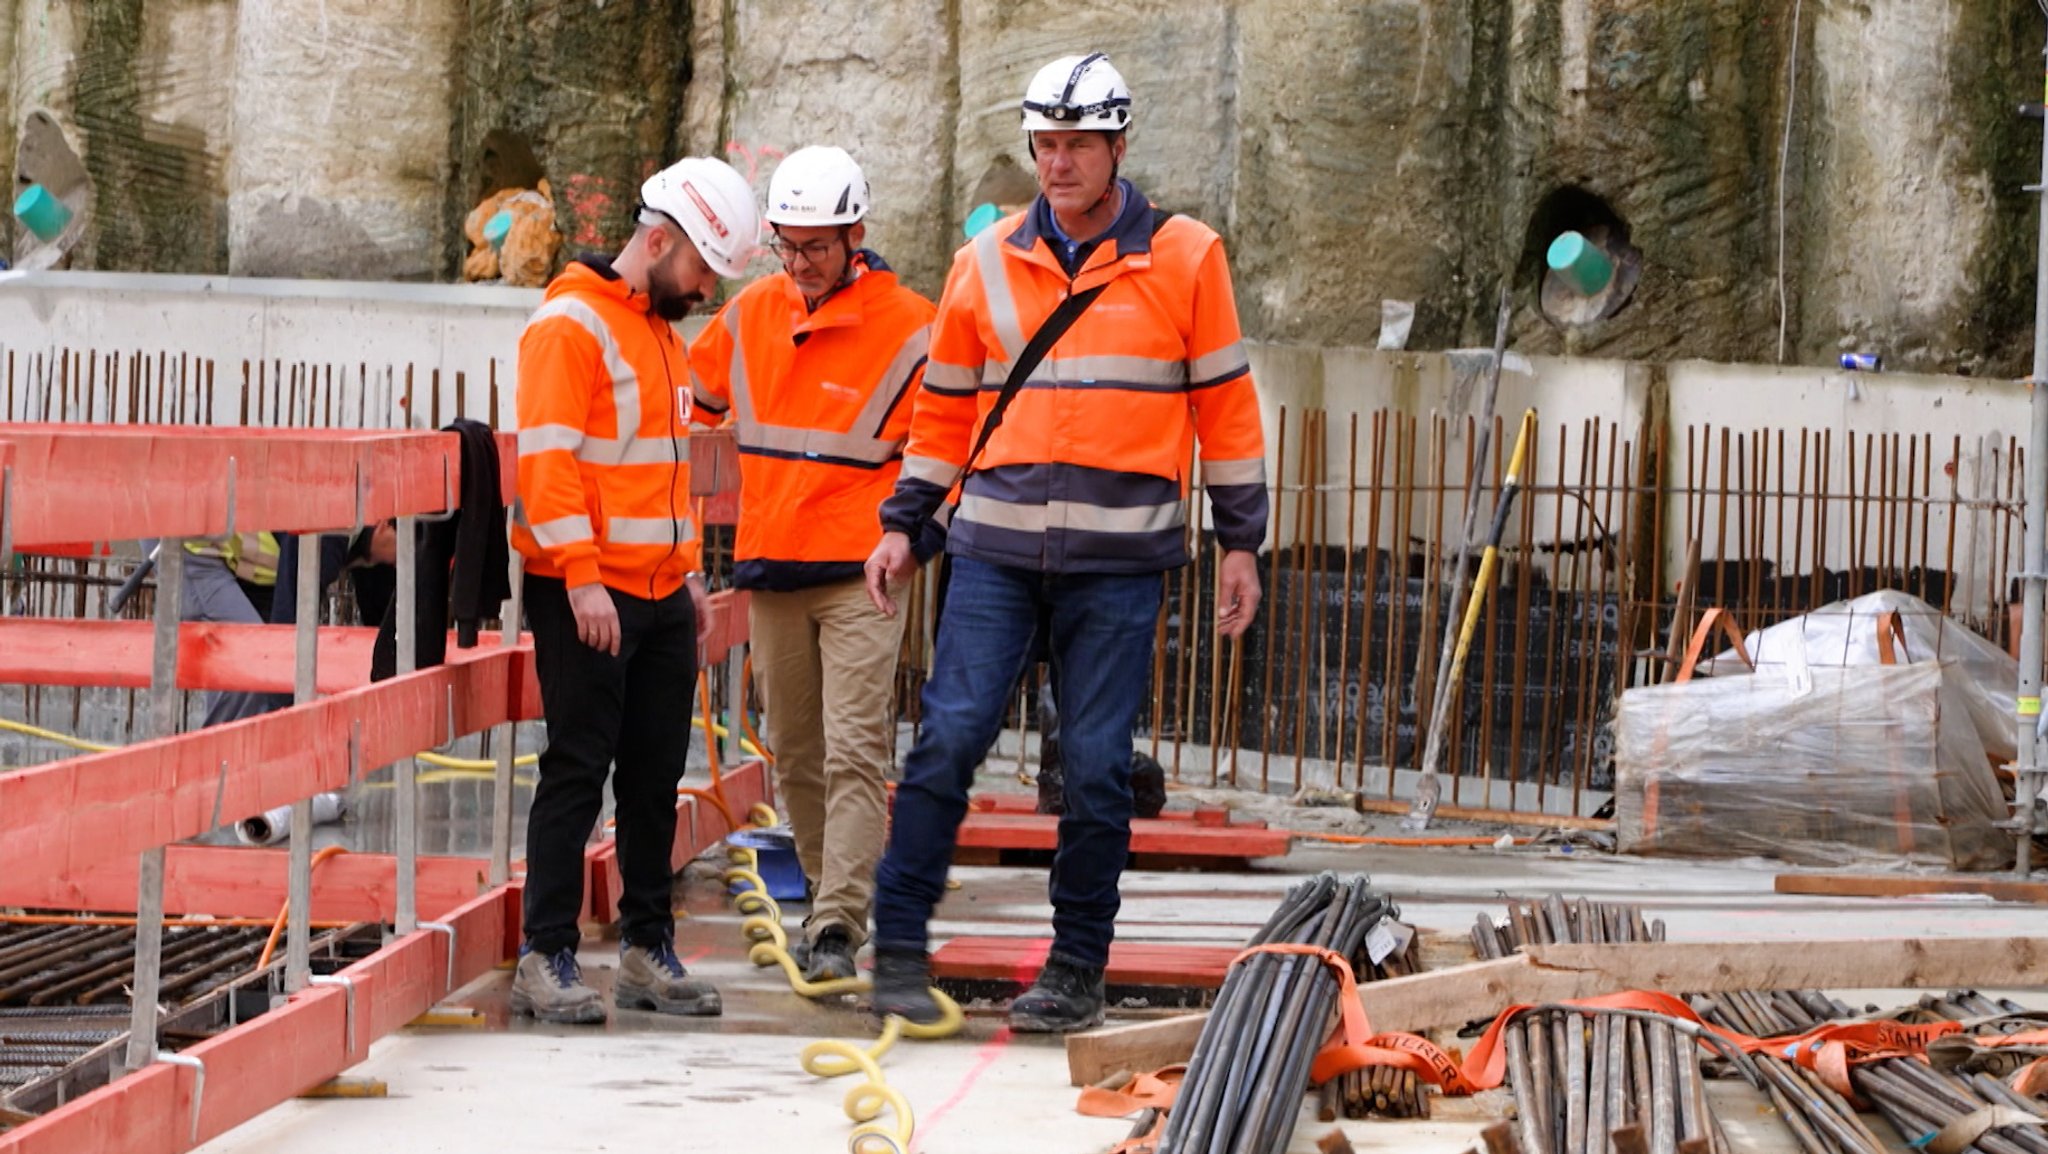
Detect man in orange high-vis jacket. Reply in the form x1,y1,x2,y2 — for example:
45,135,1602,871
508,155,758,1026
689,146,936,987
863,53,1269,1033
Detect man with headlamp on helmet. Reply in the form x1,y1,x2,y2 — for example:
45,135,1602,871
509,155,757,1024
864,53,1270,1032
690,146,936,987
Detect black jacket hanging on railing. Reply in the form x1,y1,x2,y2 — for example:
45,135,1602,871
371,419,510,681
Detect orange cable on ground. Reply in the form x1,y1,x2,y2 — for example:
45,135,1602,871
679,669,737,832
253,845,349,973
737,651,773,763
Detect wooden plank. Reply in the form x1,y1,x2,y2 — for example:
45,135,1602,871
932,936,1241,988
967,794,1268,828
1774,872,2048,904
0,649,534,881
0,844,490,922
1064,935,2048,1086
0,425,468,545
0,885,517,1154
956,812,1291,859
0,620,380,692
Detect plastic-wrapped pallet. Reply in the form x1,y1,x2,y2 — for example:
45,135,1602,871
1615,661,2010,869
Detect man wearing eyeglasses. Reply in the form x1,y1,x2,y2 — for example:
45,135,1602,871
862,52,1270,1033
689,146,937,987
509,155,757,1025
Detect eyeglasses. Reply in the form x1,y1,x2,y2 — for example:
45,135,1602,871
770,236,841,265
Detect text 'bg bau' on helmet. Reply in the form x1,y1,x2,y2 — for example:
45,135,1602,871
1020,53,1132,133
764,146,870,228
639,157,759,278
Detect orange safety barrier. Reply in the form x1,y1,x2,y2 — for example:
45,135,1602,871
0,646,535,882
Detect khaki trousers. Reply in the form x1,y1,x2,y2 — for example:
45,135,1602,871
749,577,906,946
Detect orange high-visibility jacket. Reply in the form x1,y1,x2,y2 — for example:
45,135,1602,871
511,257,700,600
880,182,1268,573
689,252,935,591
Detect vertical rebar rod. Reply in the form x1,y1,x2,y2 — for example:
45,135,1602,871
124,539,184,1073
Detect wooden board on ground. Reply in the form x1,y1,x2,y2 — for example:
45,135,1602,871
932,936,1242,989
955,813,1290,862
1774,872,2048,904
969,793,1268,829
1065,934,2048,1086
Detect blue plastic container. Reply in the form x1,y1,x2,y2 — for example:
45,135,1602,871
484,208,514,249
13,184,72,243
726,827,809,901
1547,230,1614,296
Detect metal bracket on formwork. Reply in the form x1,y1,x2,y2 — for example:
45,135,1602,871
445,684,458,748
224,457,238,536
307,974,359,1058
156,1051,207,1145
418,922,457,994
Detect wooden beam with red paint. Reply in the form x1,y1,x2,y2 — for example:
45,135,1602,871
0,425,475,548
955,813,1292,859
932,936,1241,989
0,648,534,882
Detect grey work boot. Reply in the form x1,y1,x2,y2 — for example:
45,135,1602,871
1008,958,1106,1033
869,948,945,1026
510,946,606,1025
801,925,858,984
615,939,722,1016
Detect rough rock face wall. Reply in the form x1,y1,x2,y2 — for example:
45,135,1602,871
6,0,2044,375
455,0,691,272
229,0,461,280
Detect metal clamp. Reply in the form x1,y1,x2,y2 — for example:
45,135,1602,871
308,974,359,1057
156,1051,207,1144
418,921,457,993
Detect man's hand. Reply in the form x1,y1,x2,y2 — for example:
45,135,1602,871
1215,549,1262,639
865,531,917,616
567,582,621,655
687,574,713,647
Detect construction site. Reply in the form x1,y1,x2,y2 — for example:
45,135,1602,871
5,2,2048,1154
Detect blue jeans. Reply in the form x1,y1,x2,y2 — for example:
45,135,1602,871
872,557,1162,968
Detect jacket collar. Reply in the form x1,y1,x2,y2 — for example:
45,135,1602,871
1005,179,1155,258
785,250,897,336
554,254,651,314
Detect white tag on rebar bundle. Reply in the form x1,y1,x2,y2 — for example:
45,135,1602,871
1365,921,1400,966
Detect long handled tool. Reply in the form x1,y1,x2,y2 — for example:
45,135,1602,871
1403,407,1537,830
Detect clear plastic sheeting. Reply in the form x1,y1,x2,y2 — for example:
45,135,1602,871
1708,590,2021,762
1615,662,2011,869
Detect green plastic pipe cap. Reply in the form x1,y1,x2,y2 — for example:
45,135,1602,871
1546,230,1614,297
484,209,514,249
963,202,1001,239
13,183,73,243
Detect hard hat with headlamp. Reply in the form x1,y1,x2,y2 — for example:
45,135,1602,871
1019,53,1132,134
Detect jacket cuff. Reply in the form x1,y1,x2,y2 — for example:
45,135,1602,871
561,556,603,589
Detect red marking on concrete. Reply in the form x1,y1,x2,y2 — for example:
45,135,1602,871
911,1027,1015,1152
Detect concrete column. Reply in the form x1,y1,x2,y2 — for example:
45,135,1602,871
228,0,461,280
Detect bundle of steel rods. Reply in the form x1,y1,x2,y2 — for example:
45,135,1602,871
1158,873,1393,1154
1318,1063,1430,1121
1476,898,1744,1154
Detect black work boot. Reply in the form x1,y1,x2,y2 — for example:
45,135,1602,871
869,948,945,1025
1008,958,1106,1033
803,925,859,984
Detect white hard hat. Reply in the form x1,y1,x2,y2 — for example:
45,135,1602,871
1020,53,1132,133
765,146,870,227
639,157,759,278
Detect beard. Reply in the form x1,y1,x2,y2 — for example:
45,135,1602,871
647,262,704,321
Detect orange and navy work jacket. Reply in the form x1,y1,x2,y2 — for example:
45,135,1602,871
511,257,700,600
880,182,1268,573
690,252,935,591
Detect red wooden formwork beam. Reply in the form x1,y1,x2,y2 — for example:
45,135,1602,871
0,647,533,881
0,885,518,1154
0,424,467,547
0,844,493,922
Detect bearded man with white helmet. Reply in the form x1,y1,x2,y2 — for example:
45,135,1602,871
508,156,757,1024
864,54,1270,1032
689,146,936,985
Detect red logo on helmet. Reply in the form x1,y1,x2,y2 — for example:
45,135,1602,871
680,181,729,239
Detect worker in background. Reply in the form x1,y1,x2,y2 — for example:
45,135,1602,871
508,155,759,1025
862,53,1270,1033
689,146,936,985
171,532,283,726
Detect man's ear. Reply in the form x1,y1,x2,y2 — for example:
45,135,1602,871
847,222,867,249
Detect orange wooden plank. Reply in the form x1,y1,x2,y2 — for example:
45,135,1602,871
967,793,1267,828
0,844,490,922
0,424,468,546
1774,872,2048,904
0,885,516,1154
932,936,1241,989
0,649,533,881
955,813,1292,859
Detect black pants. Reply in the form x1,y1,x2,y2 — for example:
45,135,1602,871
522,574,697,954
